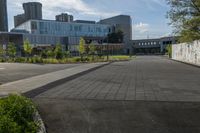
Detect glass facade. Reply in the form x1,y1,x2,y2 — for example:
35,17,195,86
14,20,111,38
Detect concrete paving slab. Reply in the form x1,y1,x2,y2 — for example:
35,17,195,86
0,62,108,97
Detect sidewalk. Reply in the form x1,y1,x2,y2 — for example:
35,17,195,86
0,62,108,97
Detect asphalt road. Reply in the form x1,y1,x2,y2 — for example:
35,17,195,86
33,56,200,133
0,63,81,84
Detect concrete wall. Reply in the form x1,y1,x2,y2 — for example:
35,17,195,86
172,40,200,66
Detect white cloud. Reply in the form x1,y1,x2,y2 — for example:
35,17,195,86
133,22,150,33
8,0,118,20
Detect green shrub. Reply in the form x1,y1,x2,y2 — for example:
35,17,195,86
0,58,6,62
15,57,26,63
0,95,39,133
166,45,172,58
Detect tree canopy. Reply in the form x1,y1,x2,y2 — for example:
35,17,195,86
7,42,16,58
78,37,86,55
23,39,32,56
106,30,124,43
167,0,200,42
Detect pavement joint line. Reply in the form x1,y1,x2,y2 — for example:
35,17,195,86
32,96,200,103
0,62,111,98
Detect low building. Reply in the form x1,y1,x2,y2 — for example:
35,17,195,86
0,32,68,56
131,37,177,55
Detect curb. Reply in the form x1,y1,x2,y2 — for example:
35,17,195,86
34,111,47,133
24,62,111,98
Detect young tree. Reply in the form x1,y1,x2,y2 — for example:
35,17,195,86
63,51,70,58
167,0,200,42
47,50,55,58
7,42,17,58
166,44,172,58
23,39,32,57
54,43,63,59
78,37,86,61
89,43,96,61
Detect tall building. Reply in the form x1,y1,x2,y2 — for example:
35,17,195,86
99,15,132,54
0,0,8,31
14,14,25,27
23,2,42,20
14,2,42,27
56,13,73,22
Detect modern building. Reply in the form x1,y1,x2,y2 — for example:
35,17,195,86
56,13,73,22
0,0,8,32
23,2,42,20
14,14,25,27
131,37,177,54
11,3,131,55
73,20,96,24
0,31,68,56
99,15,132,54
11,19,112,52
14,2,42,27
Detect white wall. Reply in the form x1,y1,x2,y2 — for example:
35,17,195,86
172,40,200,66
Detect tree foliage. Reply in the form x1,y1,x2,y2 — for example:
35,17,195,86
89,43,96,61
78,37,86,55
106,30,124,43
54,43,63,59
166,44,172,58
23,39,32,56
7,42,16,58
167,0,200,42
89,43,96,55
78,37,86,61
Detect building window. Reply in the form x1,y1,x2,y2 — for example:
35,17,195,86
70,25,73,31
31,21,37,30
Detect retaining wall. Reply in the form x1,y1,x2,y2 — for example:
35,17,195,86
172,40,200,66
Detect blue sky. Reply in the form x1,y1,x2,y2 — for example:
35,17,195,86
7,0,172,39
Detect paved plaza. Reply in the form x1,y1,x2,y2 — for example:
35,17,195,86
32,56,200,133
36,56,200,102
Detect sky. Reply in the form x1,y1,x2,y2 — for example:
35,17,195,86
7,0,173,40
